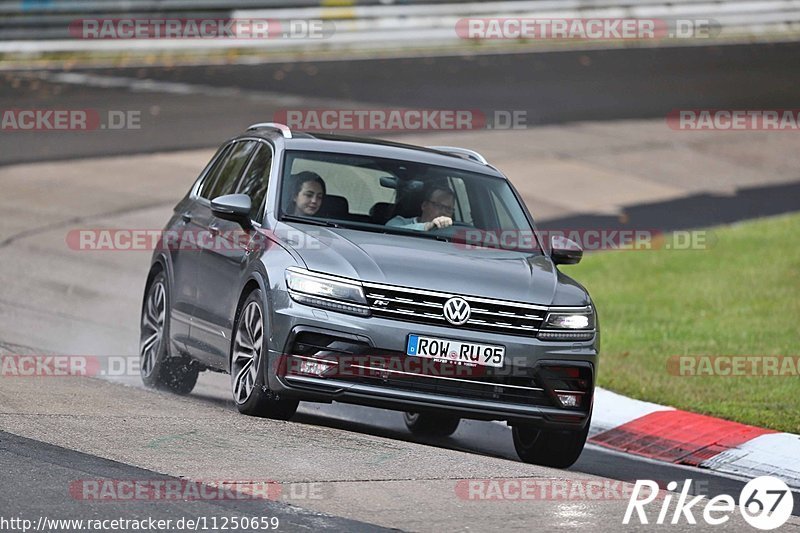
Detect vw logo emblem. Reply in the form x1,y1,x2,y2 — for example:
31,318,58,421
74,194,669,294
443,297,471,325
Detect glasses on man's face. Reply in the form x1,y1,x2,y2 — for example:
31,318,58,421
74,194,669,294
427,200,455,214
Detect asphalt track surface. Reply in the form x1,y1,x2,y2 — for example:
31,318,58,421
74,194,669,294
2,41,800,165
2,42,800,531
0,431,386,532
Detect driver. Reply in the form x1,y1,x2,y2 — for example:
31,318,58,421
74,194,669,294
386,185,455,231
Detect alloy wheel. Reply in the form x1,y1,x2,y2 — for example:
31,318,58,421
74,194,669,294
140,280,165,377
232,301,263,404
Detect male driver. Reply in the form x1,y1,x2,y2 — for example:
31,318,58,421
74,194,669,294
386,185,455,231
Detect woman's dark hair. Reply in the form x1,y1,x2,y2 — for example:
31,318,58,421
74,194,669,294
290,171,326,199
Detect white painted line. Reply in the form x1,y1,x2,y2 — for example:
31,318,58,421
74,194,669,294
32,71,356,109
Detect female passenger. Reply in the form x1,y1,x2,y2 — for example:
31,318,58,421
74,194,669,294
290,171,326,216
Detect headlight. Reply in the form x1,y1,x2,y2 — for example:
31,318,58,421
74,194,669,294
539,307,595,341
285,268,370,317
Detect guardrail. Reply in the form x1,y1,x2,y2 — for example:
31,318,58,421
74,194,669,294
235,0,800,44
0,0,798,54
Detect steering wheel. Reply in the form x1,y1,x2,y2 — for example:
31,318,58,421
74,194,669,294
429,220,473,236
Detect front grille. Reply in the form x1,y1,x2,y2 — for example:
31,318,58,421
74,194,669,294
362,281,546,337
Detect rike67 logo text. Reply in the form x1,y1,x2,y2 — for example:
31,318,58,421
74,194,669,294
624,477,794,530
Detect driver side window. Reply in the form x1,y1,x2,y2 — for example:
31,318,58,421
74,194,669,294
204,141,257,201
197,144,233,200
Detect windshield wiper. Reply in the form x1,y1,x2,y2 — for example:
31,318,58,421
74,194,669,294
331,221,445,240
283,215,452,242
378,226,450,242
281,215,340,228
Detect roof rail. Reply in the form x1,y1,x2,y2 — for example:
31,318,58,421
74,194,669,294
427,146,488,165
247,122,292,139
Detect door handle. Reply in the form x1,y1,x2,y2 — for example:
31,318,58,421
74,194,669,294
181,212,193,223
208,225,220,236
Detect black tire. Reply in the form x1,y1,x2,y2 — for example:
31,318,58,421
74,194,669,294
139,271,199,395
230,289,298,420
512,419,590,468
403,412,461,438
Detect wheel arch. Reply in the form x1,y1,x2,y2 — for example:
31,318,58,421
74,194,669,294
230,270,271,373
142,255,169,313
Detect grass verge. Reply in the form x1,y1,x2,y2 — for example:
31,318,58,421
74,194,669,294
569,213,800,433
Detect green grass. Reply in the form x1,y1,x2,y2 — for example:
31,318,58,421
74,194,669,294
568,213,800,433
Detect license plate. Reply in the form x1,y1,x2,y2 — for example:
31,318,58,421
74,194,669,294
406,334,505,368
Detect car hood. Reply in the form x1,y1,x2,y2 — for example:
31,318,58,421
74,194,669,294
277,223,559,305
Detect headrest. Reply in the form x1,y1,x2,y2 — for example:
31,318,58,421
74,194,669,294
319,195,349,218
369,202,395,224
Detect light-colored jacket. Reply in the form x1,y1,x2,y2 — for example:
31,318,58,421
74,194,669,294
386,215,426,231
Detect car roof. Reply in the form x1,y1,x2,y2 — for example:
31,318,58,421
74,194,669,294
239,128,505,177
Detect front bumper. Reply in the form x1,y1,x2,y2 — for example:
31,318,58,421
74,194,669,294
267,299,598,429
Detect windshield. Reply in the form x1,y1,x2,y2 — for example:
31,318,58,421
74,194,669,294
279,150,541,253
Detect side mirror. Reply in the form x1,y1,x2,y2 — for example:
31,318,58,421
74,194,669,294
550,235,582,265
211,194,252,228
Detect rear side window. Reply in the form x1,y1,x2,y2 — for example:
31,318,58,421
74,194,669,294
203,141,257,201
236,143,273,220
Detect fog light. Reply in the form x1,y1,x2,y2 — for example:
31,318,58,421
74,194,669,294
557,393,581,408
298,359,334,376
